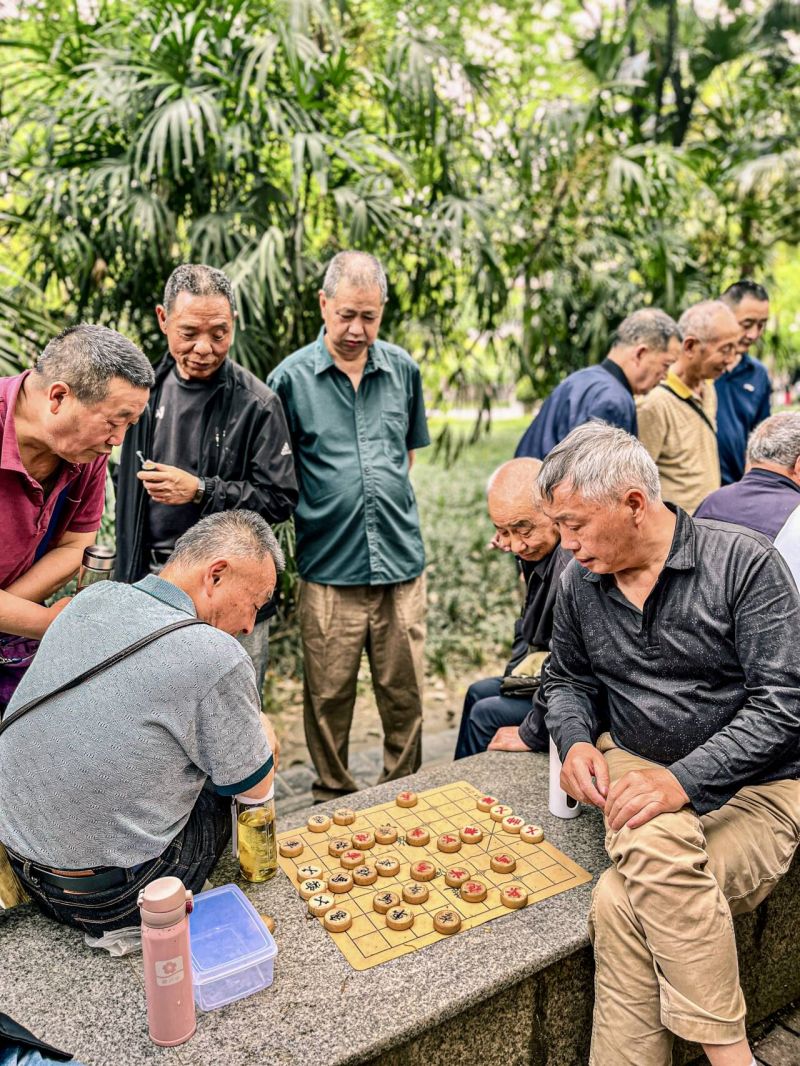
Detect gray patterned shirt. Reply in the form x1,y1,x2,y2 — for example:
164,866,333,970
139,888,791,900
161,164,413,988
0,575,271,867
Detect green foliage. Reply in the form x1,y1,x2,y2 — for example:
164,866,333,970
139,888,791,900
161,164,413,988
0,0,797,389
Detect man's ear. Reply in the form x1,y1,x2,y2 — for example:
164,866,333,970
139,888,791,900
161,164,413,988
48,381,70,414
633,343,649,364
319,290,327,316
155,305,169,336
624,489,648,525
203,559,228,591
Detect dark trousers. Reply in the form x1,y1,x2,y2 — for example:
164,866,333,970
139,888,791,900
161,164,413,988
454,676,533,759
8,789,231,935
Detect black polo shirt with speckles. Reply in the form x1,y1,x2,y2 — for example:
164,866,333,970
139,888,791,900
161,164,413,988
544,505,800,814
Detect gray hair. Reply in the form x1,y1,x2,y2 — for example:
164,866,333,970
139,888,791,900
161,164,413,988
611,308,682,352
168,510,285,573
747,412,800,469
322,251,388,303
677,300,731,341
34,324,154,405
538,422,661,505
163,264,235,316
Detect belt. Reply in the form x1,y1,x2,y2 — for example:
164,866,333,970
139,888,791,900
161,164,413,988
7,849,135,893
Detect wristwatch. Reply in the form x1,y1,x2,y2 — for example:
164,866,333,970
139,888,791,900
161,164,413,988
193,477,206,504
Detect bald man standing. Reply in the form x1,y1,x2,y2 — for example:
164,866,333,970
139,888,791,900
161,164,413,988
454,459,569,759
637,301,740,513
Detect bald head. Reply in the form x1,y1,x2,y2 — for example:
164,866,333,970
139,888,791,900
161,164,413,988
487,459,559,562
676,300,740,383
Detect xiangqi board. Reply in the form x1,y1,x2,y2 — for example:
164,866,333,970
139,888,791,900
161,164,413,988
276,780,592,971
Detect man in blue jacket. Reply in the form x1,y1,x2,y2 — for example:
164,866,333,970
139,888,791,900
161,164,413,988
515,309,681,459
716,279,771,484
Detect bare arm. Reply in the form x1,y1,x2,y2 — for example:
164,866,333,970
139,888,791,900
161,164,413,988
0,589,69,639
5,530,97,604
408,449,415,470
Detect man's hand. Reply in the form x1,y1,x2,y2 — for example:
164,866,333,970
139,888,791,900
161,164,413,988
48,597,72,620
488,727,532,752
137,463,200,505
605,767,689,831
560,742,610,809
261,714,280,771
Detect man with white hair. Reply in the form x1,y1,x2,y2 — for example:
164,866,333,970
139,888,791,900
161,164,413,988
696,411,800,586
269,251,430,802
539,422,800,1066
637,300,740,513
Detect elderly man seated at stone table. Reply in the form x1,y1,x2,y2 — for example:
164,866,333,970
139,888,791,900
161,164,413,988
0,510,282,935
538,422,800,1066
695,410,800,588
454,458,569,759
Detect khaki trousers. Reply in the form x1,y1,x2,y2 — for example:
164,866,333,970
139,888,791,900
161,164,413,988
298,575,426,801
589,734,800,1066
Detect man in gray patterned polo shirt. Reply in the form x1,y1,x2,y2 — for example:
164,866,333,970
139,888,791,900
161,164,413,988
0,510,282,934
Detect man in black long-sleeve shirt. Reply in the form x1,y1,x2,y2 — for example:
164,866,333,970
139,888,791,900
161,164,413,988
116,264,298,690
538,422,800,1066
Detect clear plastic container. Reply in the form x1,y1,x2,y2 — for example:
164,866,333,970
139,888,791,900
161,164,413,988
188,884,278,1011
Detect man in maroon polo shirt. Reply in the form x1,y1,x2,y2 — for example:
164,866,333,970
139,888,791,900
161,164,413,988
0,324,153,711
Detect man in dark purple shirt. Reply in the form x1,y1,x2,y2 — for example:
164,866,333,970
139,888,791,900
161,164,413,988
695,411,800,586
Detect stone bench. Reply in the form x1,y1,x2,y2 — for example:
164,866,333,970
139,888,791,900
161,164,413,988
0,751,797,1065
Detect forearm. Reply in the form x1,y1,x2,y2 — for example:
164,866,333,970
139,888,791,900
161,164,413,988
544,688,597,761
0,588,54,639
5,542,86,603
670,692,800,813
203,476,298,524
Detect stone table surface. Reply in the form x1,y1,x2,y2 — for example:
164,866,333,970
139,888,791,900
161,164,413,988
0,751,609,1066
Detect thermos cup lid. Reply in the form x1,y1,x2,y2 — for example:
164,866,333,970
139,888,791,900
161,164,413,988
82,544,115,570
138,876,193,927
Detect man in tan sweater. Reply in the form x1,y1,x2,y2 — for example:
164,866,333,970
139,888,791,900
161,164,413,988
637,301,740,513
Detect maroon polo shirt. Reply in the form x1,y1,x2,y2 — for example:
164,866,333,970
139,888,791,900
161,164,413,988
0,371,107,588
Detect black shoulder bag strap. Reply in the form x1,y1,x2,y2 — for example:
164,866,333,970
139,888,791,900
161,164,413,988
658,382,716,435
0,618,206,737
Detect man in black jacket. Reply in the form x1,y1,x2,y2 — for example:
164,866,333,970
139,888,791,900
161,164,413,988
454,458,569,758
116,264,298,689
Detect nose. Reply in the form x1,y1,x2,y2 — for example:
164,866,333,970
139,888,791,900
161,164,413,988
509,532,528,554
560,527,579,552
193,337,212,355
106,427,126,447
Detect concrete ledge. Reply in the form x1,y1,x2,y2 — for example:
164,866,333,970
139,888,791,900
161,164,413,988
0,752,797,1065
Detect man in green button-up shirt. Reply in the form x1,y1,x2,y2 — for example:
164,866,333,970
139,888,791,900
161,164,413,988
269,252,430,801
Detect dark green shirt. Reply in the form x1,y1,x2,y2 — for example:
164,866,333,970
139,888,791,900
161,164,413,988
268,330,430,585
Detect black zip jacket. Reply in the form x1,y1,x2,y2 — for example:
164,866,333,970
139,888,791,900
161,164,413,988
115,355,298,608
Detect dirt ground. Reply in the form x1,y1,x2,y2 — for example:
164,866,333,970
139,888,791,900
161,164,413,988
267,652,508,768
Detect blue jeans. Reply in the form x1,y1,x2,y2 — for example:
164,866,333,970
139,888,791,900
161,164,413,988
8,788,231,936
454,676,533,759
0,1052,85,1066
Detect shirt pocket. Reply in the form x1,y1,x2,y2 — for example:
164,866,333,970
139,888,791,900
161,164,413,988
382,410,408,466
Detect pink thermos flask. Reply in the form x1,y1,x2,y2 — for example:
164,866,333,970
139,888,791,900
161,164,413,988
138,876,196,1046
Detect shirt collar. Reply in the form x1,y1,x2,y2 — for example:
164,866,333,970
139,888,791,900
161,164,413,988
312,328,388,375
745,467,800,495
580,503,695,587
133,574,197,616
662,369,712,401
600,358,633,396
